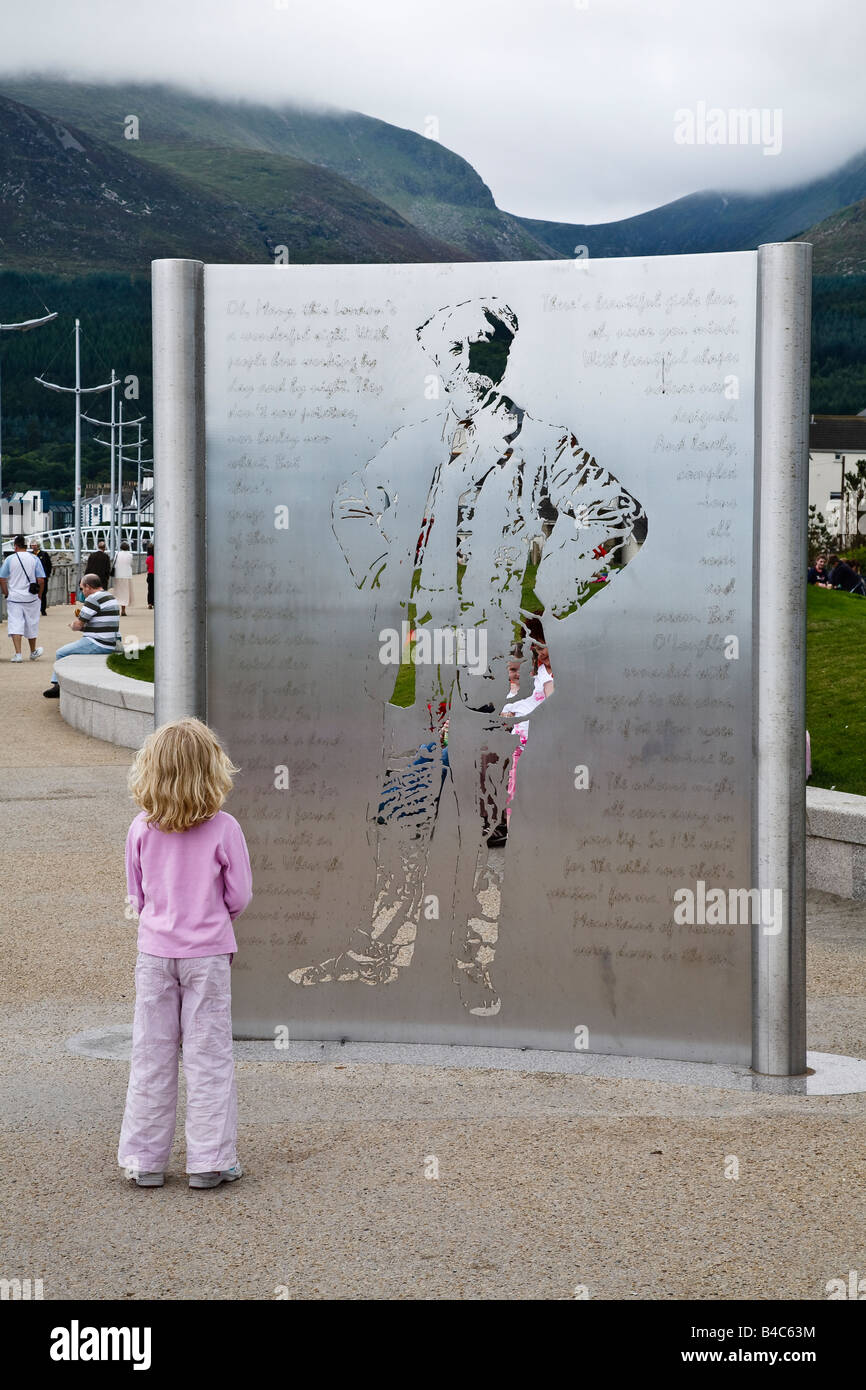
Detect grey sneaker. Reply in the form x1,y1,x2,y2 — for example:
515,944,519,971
30,646,44,660
188,1163,243,1189
129,1171,165,1188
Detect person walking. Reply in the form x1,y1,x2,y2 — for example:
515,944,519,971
117,717,253,1189
145,542,154,609
0,535,45,664
85,539,112,592
112,541,134,616
30,539,53,615
42,572,119,697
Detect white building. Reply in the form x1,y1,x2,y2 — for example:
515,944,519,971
809,415,866,541
81,485,140,528
0,489,49,536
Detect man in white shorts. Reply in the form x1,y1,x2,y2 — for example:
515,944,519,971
0,535,45,663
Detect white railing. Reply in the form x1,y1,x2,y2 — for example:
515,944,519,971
22,524,154,554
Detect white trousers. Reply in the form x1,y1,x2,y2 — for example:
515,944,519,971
118,952,237,1174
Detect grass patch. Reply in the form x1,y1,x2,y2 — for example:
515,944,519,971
807,586,866,794
106,644,154,683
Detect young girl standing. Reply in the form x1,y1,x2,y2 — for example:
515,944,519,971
118,717,253,1189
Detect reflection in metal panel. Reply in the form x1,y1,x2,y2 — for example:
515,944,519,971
204,256,758,1062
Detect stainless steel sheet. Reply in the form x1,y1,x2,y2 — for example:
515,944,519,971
204,255,757,1060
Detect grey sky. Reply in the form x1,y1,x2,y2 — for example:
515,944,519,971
2,0,864,224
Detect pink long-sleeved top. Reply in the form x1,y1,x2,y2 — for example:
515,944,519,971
125,809,253,958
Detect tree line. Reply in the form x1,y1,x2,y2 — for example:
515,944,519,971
2,267,866,497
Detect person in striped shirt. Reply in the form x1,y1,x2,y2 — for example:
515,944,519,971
43,572,120,699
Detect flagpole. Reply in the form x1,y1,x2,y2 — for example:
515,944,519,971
0,310,58,549
35,323,114,573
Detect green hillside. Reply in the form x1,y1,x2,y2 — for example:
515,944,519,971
0,93,465,273
6,75,866,266
799,197,866,276
131,144,470,264
0,78,555,262
0,94,252,271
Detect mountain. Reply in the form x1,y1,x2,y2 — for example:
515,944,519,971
515,150,866,259
0,92,468,272
0,93,248,270
3,73,866,494
0,78,556,262
798,198,866,275
6,76,866,266
128,144,475,264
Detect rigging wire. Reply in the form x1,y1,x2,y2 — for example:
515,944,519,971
33,325,77,387
0,235,56,318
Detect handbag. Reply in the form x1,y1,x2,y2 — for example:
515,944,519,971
15,551,40,596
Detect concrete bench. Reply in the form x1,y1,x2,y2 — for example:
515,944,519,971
806,785,866,900
55,654,154,750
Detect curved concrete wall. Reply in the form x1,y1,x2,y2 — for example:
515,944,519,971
55,654,154,750
807,786,866,900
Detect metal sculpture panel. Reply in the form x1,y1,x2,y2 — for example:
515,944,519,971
205,255,756,1060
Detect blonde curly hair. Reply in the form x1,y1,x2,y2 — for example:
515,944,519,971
128,717,239,833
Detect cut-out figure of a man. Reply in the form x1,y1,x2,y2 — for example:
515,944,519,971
290,297,647,1015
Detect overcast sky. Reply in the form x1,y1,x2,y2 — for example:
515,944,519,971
2,0,864,224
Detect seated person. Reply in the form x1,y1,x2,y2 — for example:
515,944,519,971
827,555,866,595
808,555,832,586
43,572,120,699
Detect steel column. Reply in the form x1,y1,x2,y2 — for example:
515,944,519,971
152,259,206,726
752,241,812,1076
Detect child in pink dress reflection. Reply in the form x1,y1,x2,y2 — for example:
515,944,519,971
501,643,554,823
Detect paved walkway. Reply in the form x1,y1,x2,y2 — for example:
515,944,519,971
0,573,153,768
1,579,864,1300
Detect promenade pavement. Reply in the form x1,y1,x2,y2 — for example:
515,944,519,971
1,574,864,1300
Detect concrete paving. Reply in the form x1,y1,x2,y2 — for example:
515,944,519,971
1,575,865,1300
